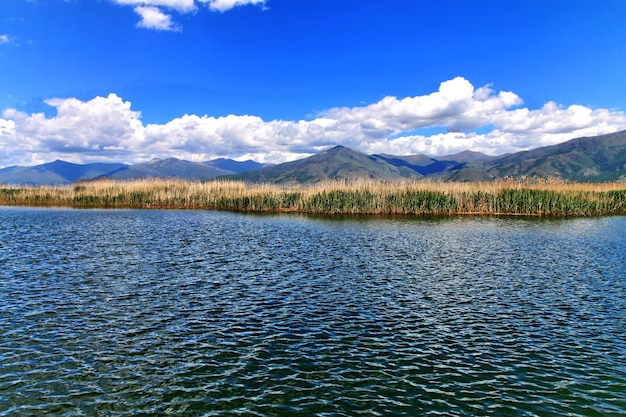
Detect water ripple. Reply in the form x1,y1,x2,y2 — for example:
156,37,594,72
1,208,625,416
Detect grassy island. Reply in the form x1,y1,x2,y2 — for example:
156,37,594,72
1,178,626,217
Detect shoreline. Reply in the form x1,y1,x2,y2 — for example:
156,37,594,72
2,178,626,217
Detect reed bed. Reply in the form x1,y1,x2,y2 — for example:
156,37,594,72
1,178,626,217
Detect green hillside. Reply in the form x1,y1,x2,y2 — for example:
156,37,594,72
108,158,230,181
461,130,626,182
232,145,423,184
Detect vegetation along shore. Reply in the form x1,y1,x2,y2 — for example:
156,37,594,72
2,178,626,217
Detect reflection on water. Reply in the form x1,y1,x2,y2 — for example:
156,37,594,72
1,207,625,416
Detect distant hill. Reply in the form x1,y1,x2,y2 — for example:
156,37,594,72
0,160,127,185
450,130,626,182
231,130,626,184
230,145,423,184
373,153,461,176
107,158,230,181
1,130,625,185
205,158,269,174
0,157,267,185
437,150,501,164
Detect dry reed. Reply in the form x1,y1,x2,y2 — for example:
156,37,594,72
1,178,626,216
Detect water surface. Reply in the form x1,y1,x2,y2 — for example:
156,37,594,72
1,208,625,416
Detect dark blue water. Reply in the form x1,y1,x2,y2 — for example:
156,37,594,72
1,207,625,416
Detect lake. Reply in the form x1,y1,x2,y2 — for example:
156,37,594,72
1,207,625,416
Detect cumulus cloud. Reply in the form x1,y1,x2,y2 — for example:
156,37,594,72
322,77,524,137
1,77,625,167
0,34,9,44
1,94,144,165
134,6,181,31
112,0,266,30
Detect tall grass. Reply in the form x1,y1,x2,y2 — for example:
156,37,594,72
1,178,626,216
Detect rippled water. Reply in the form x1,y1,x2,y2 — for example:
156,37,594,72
1,207,625,416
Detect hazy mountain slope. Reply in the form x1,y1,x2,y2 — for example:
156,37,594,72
373,154,461,176
0,158,255,185
0,160,127,185
437,150,501,163
205,158,268,174
107,158,230,180
231,145,423,184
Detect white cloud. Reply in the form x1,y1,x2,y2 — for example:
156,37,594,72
113,0,197,13
112,0,266,31
198,0,266,12
1,94,144,165
134,6,181,31
0,34,19,47
1,77,625,167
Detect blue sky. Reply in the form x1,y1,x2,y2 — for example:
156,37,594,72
1,0,626,167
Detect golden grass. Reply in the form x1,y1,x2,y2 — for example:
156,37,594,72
1,177,626,216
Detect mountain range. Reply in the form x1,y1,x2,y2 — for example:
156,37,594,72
1,130,625,185
0,158,268,185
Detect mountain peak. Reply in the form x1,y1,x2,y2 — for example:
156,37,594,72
324,145,361,155
45,159,75,166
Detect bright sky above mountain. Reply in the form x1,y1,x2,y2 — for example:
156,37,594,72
1,0,626,167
